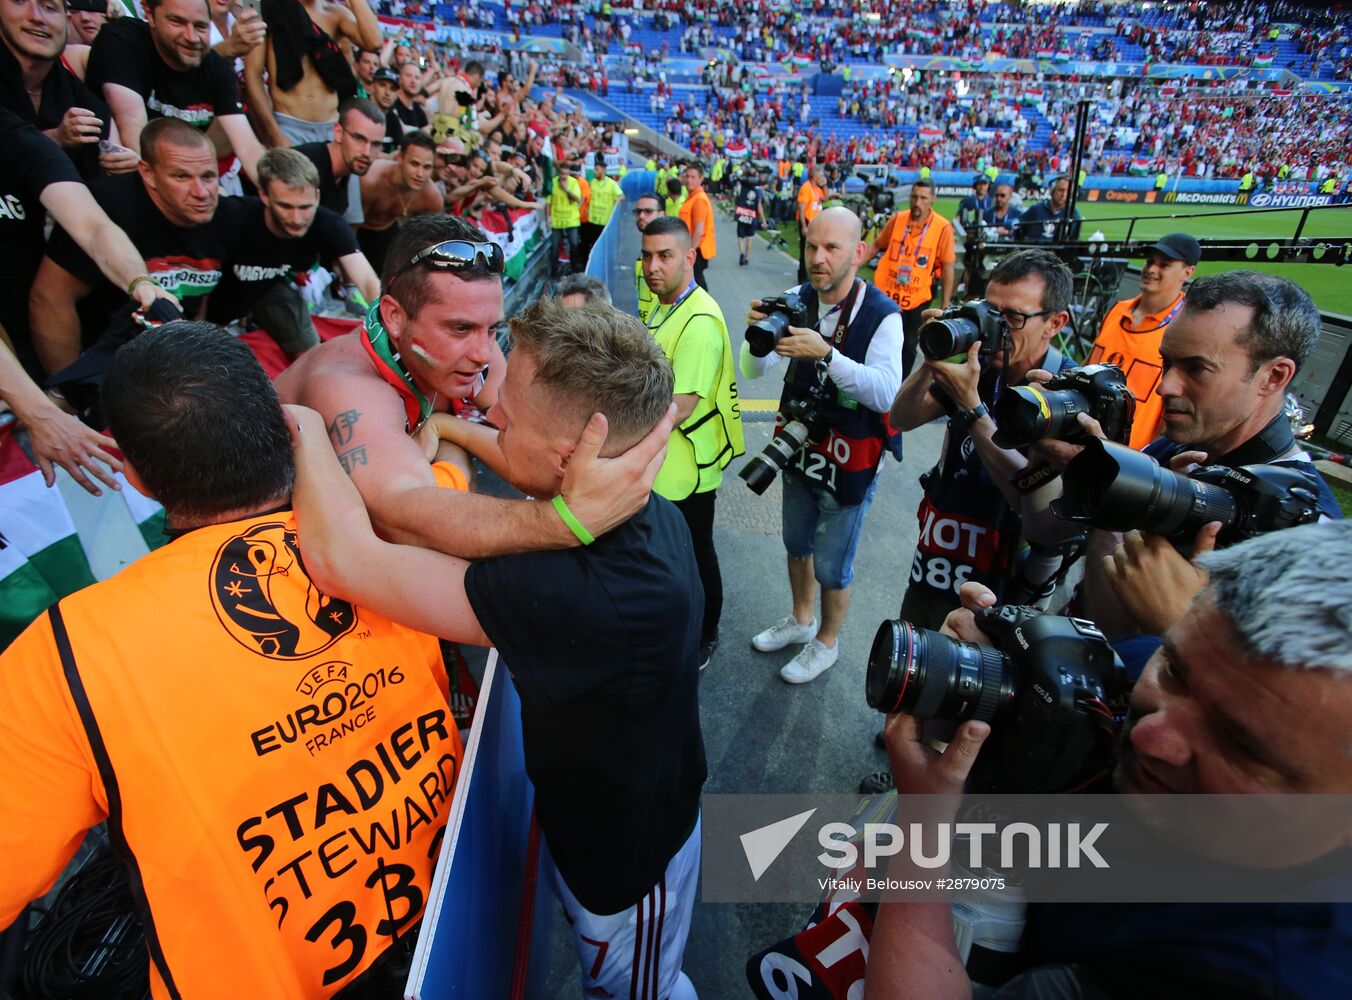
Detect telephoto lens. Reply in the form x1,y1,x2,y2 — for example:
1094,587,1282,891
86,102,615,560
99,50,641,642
866,619,1016,722
994,384,1087,449
1053,438,1239,539
739,419,811,494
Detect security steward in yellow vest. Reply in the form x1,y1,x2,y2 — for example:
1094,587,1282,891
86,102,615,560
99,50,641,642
579,155,623,267
549,160,584,277
870,178,956,376
632,190,664,324
1239,169,1256,200
0,324,463,999
639,216,744,669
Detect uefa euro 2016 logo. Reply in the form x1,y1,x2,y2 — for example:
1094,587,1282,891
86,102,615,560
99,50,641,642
209,521,357,659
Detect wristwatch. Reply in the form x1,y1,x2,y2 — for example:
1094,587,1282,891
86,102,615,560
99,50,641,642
822,347,835,366
953,402,989,430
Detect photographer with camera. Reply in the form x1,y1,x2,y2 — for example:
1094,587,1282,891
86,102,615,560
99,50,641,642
864,520,1352,1000
1018,271,1341,654
738,207,904,685
870,178,956,378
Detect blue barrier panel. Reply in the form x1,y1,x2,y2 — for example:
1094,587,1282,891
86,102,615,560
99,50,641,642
407,653,553,999
622,169,657,199
584,208,622,285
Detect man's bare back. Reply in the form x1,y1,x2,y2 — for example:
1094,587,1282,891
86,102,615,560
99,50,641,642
360,160,442,231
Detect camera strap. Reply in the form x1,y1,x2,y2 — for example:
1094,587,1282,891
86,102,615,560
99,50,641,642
818,278,861,351
1221,410,1298,466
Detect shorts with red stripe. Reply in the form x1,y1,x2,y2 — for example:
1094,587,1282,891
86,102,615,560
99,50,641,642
548,816,701,1000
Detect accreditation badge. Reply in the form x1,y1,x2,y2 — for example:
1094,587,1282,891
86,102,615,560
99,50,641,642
895,265,913,285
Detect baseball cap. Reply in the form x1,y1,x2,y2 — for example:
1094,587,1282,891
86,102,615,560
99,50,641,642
1148,233,1202,267
973,174,990,186
373,67,398,84
67,0,106,12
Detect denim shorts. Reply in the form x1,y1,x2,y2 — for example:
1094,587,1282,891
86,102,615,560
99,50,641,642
781,471,878,590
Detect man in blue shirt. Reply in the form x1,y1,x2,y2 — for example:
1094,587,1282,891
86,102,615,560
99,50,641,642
1017,175,1083,243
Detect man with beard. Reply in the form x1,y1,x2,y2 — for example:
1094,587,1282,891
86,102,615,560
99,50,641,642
390,59,428,133
85,0,264,182
244,0,380,147
0,0,134,177
208,147,378,354
356,131,441,274
293,97,382,225
1019,174,1083,243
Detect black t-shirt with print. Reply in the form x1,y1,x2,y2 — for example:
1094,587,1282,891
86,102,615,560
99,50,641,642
45,174,248,337
86,17,243,130
464,497,707,915
207,198,357,321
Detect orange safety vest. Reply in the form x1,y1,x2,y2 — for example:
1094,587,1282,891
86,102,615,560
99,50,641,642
874,210,953,311
678,187,717,260
0,510,460,998
1090,292,1184,450
797,180,825,225
577,175,592,224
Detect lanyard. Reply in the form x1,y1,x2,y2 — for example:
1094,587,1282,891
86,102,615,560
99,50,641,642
358,300,435,434
647,279,698,334
1121,293,1185,335
900,214,933,263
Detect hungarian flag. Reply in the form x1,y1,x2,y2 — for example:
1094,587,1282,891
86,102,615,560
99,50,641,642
1023,88,1045,101
1254,53,1274,67
918,125,944,140
726,139,749,158
1129,157,1152,175
0,423,96,649
117,474,168,551
1056,47,1075,60
480,206,543,283
1036,48,1056,58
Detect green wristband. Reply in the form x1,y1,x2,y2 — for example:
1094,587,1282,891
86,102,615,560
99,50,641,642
552,495,595,546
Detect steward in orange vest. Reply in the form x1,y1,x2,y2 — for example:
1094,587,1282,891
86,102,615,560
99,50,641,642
0,325,463,999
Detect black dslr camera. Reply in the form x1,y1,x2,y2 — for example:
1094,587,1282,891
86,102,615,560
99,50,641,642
993,364,1136,449
739,380,830,495
867,605,1125,794
1053,439,1321,546
918,300,1009,363
746,293,808,358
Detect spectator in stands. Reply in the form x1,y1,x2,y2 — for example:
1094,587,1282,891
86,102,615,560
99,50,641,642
206,147,379,354
0,321,463,997
0,0,133,178
369,65,403,153
677,161,716,290
293,97,383,227
867,520,1352,1000
0,108,176,489
632,190,663,324
870,178,956,377
641,215,744,671
1019,175,1083,242
391,59,429,133
85,0,265,183
65,0,109,47
287,298,705,1000
352,47,380,100
741,207,904,686
356,132,442,273
245,0,380,147
29,118,249,376
555,272,611,307
1089,233,1200,450
548,158,584,278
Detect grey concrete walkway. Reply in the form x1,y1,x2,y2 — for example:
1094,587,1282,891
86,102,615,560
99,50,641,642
536,204,946,997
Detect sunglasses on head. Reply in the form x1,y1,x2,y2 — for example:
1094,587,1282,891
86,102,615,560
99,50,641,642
389,240,505,285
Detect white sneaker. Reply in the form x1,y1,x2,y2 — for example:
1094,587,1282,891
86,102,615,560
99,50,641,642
779,639,839,684
751,615,818,652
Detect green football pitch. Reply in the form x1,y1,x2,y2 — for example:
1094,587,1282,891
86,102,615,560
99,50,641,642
767,199,1352,315
939,198,1352,316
